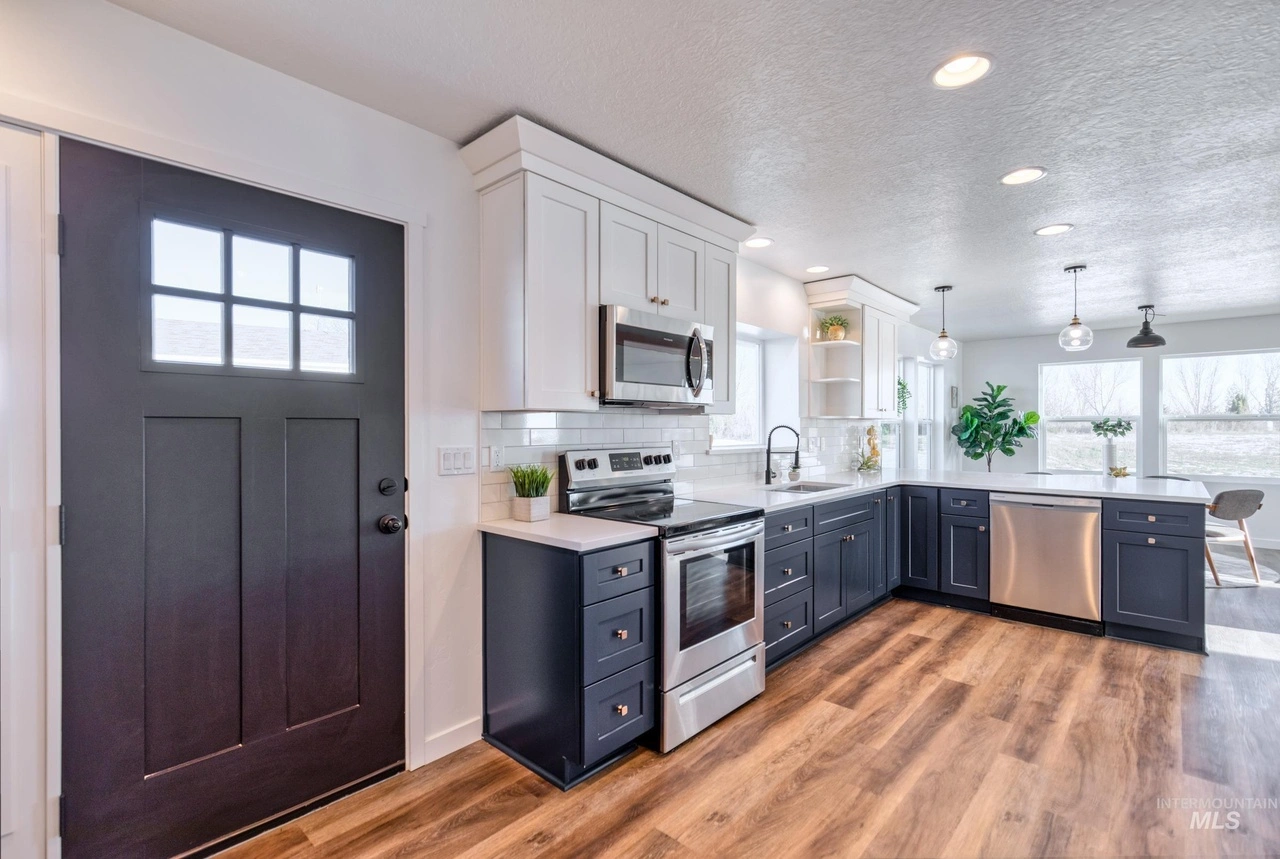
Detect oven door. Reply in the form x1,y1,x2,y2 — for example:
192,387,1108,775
601,305,713,406
662,520,764,689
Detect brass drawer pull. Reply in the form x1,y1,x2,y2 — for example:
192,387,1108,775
978,525,986,532
783,524,794,533
661,298,670,306
958,500,968,506
649,296,659,303
1147,515,1157,522
782,620,793,629
842,534,856,542
614,565,629,576
614,704,629,716
614,628,628,640
782,567,794,576
1148,537,1156,545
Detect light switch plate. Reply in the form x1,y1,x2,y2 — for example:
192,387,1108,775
438,446,476,476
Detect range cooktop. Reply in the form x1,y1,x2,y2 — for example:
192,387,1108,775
576,497,761,539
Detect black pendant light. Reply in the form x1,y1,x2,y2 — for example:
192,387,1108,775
1126,305,1167,348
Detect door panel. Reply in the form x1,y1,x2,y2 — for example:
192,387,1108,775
844,518,879,615
901,486,939,590
812,529,847,633
656,224,705,322
939,514,990,600
1102,531,1203,635
885,487,902,590
599,201,657,310
61,139,406,858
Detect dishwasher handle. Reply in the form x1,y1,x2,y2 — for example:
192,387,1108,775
990,493,1100,509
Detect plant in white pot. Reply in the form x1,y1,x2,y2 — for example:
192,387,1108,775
1090,418,1133,473
509,464,552,522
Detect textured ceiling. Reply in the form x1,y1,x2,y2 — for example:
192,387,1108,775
110,0,1280,340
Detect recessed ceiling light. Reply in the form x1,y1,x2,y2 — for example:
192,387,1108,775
744,236,773,248
1000,167,1046,185
1034,224,1074,236
806,265,830,274
931,53,993,89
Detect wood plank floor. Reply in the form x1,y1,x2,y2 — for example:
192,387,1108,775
220,599,1280,858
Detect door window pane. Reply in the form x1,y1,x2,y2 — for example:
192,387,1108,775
152,220,223,294
152,295,223,365
300,249,352,311
232,306,292,369
300,314,353,373
232,236,291,303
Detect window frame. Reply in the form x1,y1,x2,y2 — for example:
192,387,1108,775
1037,358,1143,474
1158,348,1280,482
708,333,765,449
140,205,363,382
915,360,937,470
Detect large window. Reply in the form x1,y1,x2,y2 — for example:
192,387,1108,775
1039,360,1141,472
1162,351,1280,478
709,337,763,447
916,362,936,469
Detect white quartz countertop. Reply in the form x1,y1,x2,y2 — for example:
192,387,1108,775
478,513,658,553
686,469,1212,513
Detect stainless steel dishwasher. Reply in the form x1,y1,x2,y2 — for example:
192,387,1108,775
990,493,1102,626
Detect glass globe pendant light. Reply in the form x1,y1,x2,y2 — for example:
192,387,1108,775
1058,264,1094,352
928,286,959,360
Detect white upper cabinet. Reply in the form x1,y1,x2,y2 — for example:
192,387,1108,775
861,306,899,418
703,244,736,415
599,202,658,310
656,225,706,323
479,172,600,412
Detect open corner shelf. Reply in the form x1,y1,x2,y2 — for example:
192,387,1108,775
810,339,861,348
812,377,861,384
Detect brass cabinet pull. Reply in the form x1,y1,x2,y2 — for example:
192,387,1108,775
615,704,629,716
661,298,670,305
1147,515,1157,522
649,296,660,303
842,534,856,542
1148,537,1156,545
782,567,794,576
959,500,968,506
614,566,629,576
874,498,881,504
783,524,794,533
782,620,793,629
614,629,628,640
978,525,986,532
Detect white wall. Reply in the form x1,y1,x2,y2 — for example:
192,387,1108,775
0,2,481,854
963,314,1280,545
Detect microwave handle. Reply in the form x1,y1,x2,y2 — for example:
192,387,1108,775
689,327,709,397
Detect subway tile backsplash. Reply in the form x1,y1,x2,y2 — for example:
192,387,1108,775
480,409,886,521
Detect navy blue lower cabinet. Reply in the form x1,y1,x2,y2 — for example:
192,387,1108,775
764,586,814,666
483,533,657,789
812,506,882,634
939,514,990,600
900,486,939,590
884,486,902,591
1102,530,1205,647
812,528,848,633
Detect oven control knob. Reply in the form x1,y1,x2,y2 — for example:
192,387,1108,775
643,455,654,465
662,454,672,464
587,458,599,470
574,458,588,470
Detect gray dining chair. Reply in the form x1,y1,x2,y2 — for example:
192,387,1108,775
1026,471,1054,475
1204,489,1265,585
1144,475,1191,481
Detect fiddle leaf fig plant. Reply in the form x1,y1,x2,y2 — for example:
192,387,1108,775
950,382,1040,471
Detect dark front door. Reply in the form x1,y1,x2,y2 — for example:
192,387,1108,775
60,139,406,858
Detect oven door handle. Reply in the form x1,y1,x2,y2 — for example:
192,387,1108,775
688,327,708,397
666,520,764,556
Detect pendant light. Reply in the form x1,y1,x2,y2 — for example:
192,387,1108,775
1058,264,1094,352
1126,305,1167,348
928,286,959,360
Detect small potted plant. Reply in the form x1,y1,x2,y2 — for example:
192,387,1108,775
508,464,552,522
1091,418,1133,473
819,314,850,341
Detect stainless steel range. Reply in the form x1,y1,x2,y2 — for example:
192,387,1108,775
559,445,765,751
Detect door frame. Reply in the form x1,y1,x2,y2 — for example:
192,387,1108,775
3,122,432,857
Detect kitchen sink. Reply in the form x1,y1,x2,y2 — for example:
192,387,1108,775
767,482,845,493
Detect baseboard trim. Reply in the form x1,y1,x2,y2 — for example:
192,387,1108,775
421,717,482,767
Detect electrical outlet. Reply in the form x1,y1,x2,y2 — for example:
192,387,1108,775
489,445,505,472
671,440,681,457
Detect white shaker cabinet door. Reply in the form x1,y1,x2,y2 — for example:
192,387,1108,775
599,201,658,312
703,244,737,415
878,315,898,419
861,306,898,418
656,224,705,323
524,173,600,411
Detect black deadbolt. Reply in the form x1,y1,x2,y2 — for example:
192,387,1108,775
378,515,404,534
378,478,398,496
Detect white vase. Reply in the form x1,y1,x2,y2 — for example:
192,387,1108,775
511,495,550,522
1102,440,1116,473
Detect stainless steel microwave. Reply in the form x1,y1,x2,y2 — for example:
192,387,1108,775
600,305,714,408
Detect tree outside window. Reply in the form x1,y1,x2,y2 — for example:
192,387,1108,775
1162,351,1280,478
